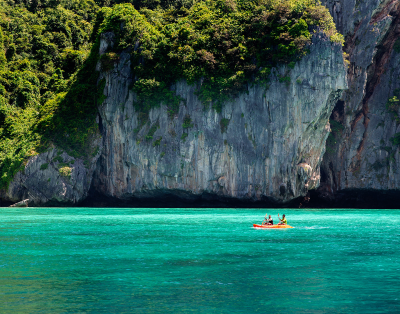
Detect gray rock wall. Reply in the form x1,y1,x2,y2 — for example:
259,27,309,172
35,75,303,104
3,1,400,207
92,33,346,204
318,0,400,201
0,142,101,206
0,32,346,207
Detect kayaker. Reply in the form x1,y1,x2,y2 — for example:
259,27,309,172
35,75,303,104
278,214,287,225
262,215,273,225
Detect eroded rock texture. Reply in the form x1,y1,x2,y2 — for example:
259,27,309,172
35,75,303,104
316,0,400,206
92,33,346,205
0,143,101,206
0,30,346,207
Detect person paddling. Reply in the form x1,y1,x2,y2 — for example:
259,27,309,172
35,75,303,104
278,214,287,225
262,214,273,225
262,214,268,225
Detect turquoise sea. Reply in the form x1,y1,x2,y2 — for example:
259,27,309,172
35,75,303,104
0,208,399,313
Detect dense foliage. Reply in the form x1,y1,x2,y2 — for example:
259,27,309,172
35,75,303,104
0,0,99,188
0,0,343,189
100,0,343,112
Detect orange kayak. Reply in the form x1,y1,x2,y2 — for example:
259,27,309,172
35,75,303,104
253,224,293,229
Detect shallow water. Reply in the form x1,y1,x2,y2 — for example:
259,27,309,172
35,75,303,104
0,208,399,313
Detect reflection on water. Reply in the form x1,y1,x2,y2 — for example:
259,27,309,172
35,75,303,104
0,208,400,313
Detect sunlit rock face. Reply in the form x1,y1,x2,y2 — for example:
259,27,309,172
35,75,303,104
318,0,400,203
0,143,101,206
0,31,346,207
92,32,346,204
5,0,400,207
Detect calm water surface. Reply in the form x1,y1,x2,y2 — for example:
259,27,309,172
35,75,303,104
0,208,399,313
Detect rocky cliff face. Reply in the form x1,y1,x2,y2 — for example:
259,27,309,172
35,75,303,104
314,0,400,206
91,32,346,205
0,31,346,207
0,142,101,206
3,1,400,208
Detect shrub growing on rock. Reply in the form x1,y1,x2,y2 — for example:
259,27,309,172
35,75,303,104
59,166,72,177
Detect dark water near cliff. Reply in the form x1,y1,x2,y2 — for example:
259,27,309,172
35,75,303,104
1,208,399,313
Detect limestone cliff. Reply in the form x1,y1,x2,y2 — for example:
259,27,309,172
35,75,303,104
92,32,346,205
314,0,400,207
0,142,101,206
3,1,400,208
0,32,346,207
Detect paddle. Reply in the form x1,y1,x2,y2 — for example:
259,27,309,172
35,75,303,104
262,214,267,225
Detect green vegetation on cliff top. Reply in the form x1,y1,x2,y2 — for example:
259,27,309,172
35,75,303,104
0,0,343,189
100,0,342,113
